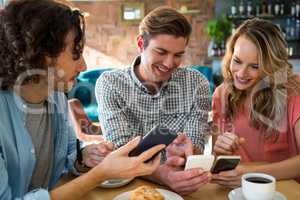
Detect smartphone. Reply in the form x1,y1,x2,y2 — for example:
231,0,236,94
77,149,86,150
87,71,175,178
211,155,240,174
184,155,215,171
128,125,178,162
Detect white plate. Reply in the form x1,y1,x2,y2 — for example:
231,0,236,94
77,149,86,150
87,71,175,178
228,187,287,200
113,188,183,200
98,178,134,189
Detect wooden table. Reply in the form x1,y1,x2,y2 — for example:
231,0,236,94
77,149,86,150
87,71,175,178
60,174,300,200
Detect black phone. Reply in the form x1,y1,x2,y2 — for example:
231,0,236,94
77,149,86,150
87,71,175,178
211,156,240,174
129,125,178,162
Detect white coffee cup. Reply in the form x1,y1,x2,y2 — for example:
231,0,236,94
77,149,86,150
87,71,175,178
241,173,276,200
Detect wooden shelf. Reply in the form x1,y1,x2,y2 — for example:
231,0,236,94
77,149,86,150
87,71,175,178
228,15,291,20
289,55,300,59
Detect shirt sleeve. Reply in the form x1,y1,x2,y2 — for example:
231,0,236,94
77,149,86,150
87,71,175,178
0,152,51,200
57,92,78,175
95,72,136,148
183,74,211,152
66,116,80,175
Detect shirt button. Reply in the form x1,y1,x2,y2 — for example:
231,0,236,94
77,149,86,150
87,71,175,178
22,104,27,109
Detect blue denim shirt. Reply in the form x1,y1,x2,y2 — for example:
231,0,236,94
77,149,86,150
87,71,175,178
0,91,77,200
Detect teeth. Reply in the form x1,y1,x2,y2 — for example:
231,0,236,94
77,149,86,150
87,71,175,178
237,77,249,84
158,66,168,72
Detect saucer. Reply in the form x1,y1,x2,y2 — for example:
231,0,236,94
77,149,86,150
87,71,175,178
113,188,183,200
98,178,134,188
228,187,287,200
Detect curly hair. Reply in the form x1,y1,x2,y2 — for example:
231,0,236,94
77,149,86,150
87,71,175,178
222,18,300,135
0,0,85,90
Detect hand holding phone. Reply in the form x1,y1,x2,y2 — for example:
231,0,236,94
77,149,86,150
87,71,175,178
210,155,240,174
184,155,240,173
129,125,178,162
184,155,215,171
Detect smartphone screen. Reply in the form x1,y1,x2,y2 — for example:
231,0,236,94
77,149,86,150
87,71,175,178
128,125,178,161
211,156,240,173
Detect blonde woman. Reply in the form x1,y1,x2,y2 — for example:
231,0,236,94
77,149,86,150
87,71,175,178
212,18,300,188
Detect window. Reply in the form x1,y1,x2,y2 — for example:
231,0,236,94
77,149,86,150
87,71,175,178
121,2,144,24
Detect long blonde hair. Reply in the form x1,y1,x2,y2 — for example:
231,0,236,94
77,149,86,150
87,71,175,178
222,18,300,135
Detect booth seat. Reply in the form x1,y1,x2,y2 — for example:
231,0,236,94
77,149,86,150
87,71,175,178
69,66,213,122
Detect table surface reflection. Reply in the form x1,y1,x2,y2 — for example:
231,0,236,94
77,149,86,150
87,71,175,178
60,174,300,200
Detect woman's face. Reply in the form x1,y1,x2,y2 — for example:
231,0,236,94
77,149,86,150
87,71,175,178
230,36,261,91
53,30,86,92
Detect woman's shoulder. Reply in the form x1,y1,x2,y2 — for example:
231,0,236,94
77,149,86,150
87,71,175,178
213,83,228,99
287,74,300,96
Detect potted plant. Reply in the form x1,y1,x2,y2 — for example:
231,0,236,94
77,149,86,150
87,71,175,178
206,16,232,45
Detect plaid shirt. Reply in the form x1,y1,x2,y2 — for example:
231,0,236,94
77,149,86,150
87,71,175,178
95,56,210,152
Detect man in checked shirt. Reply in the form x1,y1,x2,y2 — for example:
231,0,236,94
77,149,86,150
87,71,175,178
96,6,211,195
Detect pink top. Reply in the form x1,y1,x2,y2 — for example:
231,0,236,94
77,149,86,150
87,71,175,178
212,83,300,180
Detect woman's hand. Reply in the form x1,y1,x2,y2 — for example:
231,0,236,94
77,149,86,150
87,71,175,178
96,136,165,180
211,165,246,188
214,132,245,155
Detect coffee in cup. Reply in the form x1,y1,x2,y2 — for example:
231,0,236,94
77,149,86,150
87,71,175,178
241,173,276,200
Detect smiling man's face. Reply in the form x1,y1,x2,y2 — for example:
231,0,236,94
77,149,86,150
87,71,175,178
137,34,187,87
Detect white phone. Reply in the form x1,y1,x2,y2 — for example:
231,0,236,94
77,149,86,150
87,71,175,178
184,155,215,171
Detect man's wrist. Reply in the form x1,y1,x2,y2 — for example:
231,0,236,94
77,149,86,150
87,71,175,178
75,159,91,173
142,164,169,186
76,139,91,172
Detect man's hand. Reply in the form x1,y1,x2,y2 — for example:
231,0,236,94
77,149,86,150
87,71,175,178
157,164,211,196
150,134,210,196
166,134,193,166
82,141,114,167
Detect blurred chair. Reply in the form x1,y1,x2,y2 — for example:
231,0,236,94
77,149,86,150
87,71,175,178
189,66,214,154
204,111,213,155
68,98,103,142
68,68,112,122
190,65,214,93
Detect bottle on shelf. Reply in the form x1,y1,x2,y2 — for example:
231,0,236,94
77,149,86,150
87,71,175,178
286,18,291,40
296,19,300,40
211,42,218,57
296,0,300,18
221,41,226,56
254,0,261,16
229,0,237,17
267,0,273,15
291,0,296,16
290,17,296,40
279,0,285,16
274,0,280,16
261,0,268,15
246,0,253,17
288,46,294,57
239,0,245,17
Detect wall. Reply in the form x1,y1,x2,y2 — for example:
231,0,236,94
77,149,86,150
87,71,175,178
72,0,215,68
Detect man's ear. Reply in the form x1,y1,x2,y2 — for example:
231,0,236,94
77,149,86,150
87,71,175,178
136,35,144,53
